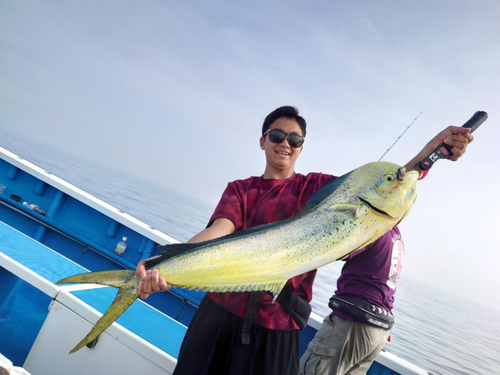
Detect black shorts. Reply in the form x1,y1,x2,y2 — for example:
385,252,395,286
173,295,300,375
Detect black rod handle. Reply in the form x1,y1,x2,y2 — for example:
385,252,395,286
462,111,488,133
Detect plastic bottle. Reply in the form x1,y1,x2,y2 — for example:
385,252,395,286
115,236,128,257
22,201,46,216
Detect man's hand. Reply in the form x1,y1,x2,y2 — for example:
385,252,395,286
135,257,171,300
404,126,474,174
428,126,474,161
134,218,235,300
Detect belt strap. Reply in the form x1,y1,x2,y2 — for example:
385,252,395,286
241,292,259,345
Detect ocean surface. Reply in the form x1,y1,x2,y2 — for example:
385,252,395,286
1,133,499,375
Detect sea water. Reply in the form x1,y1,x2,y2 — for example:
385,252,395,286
1,134,499,375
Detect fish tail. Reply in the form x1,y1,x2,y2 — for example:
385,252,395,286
57,269,136,288
57,270,140,353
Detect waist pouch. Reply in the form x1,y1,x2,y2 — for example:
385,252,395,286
328,296,394,330
241,291,311,344
277,291,312,330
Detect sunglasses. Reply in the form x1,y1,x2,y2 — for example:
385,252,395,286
263,129,305,148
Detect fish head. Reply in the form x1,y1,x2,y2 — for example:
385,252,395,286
356,162,418,220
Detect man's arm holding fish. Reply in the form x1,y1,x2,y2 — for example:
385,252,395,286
136,217,235,299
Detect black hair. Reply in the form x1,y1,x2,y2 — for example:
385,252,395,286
262,106,307,137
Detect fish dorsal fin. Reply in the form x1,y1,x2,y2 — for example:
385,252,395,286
303,172,352,211
144,242,201,268
157,242,200,257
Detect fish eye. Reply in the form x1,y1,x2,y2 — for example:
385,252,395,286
384,175,394,182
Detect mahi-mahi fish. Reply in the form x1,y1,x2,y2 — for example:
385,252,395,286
57,161,418,353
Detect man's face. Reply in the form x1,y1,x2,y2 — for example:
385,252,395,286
260,117,304,174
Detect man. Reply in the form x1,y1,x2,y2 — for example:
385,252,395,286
136,106,472,375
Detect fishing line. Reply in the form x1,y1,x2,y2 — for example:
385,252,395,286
378,111,422,161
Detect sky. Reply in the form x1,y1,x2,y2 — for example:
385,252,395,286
1,1,499,311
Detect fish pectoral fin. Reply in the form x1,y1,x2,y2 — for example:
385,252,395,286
145,242,202,268
57,270,136,289
327,203,360,217
68,282,140,353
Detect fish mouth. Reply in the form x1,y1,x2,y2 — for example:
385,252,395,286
358,197,391,217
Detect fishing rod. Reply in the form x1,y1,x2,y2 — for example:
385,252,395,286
396,111,489,181
378,111,423,162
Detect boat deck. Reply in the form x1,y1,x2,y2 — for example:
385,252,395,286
0,221,186,373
